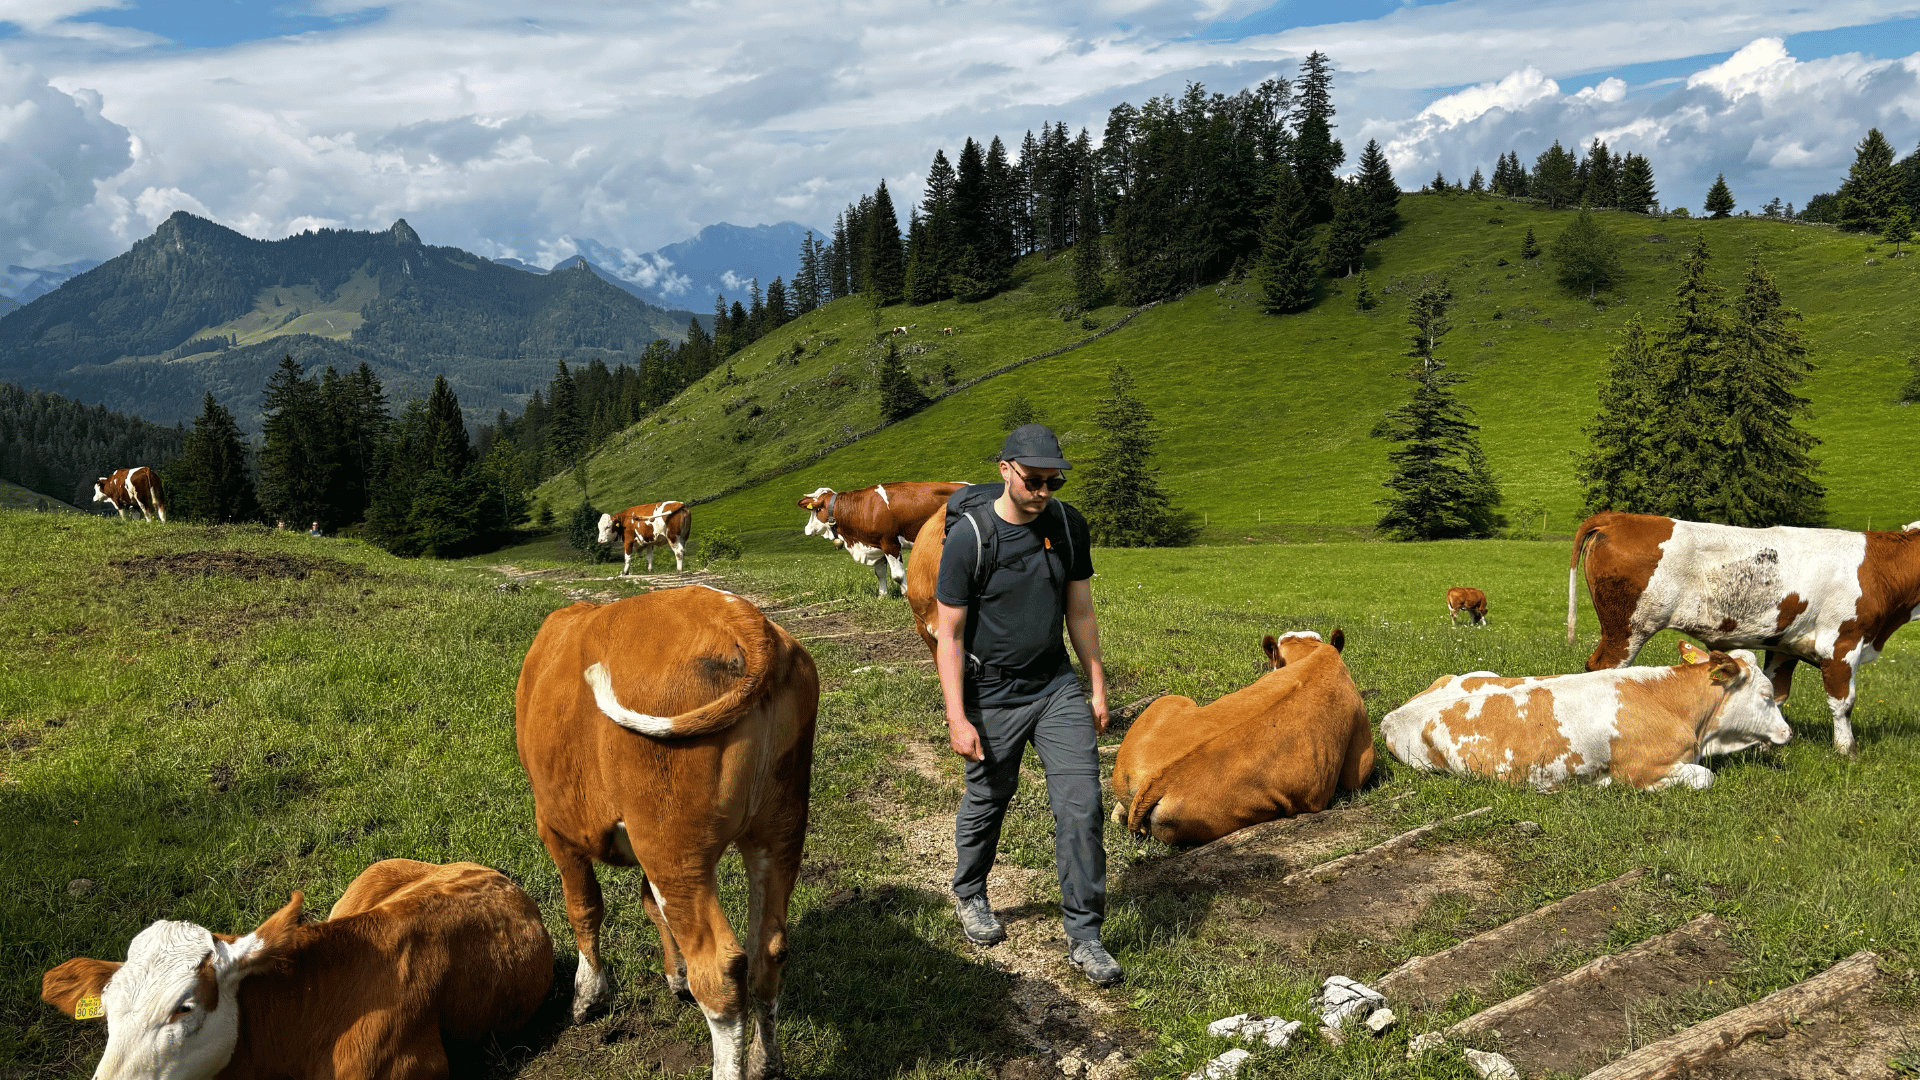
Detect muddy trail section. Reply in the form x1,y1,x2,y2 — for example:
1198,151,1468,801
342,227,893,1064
477,568,1919,1080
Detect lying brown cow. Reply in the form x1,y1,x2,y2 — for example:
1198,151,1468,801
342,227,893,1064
1382,641,1792,791
597,500,691,575
1447,587,1489,626
93,466,167,522
1110,630,1374,845
798,480,965,596
42,859,551,1080
516,586,818,1080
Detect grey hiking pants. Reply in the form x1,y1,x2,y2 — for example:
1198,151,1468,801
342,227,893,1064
952,677,1107,942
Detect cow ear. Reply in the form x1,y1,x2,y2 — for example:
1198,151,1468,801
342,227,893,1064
1262,635,1283,668
1677,640,1709,664
43,958,121,1019
227,892,305,977
1707,652,1741,684
1329,628,1345,653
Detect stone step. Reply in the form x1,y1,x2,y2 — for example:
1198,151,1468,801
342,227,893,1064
1436,913,1740,1078
1378,868,1648,1009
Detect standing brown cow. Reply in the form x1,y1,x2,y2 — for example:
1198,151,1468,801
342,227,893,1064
904,503,949,655
797,481,966,596
93,467,167,522
516,586,818,1080
1447,587,1489,626
597,501,691,575
1110,630,1373,845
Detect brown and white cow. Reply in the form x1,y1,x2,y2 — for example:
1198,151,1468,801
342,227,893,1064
797,480,966,597
41,859,551,1080
597,500,691,575
1110,630,1374,845
93,467,167,522
516,586,818,1080
1447,587,1489,626
1383,641,1792,791
1569,511,1920,755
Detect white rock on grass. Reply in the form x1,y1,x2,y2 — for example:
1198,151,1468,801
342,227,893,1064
1185,1048,1251,1080
1205,1014,1302,1049
1464,1048,1520,1080
1312,975,1388,1027
1364,1007,1396,1035
1406,1031,1446,1059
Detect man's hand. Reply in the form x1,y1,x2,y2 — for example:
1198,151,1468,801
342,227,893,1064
948,713,984,761
1090,690,1110,734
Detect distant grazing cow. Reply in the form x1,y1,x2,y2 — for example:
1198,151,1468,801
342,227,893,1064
1569,511,1920,755
93,467,167,522
1447,587,1489,626
941,327,959,336
42,859,551,1080
892,326,908,335
797,481,966,597
516,586,818,1080
1382,641,1791,791
1110,630,1373,845
598,501,691,575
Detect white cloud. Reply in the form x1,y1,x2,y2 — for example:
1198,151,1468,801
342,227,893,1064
1,1,1919,267
0,57,132,266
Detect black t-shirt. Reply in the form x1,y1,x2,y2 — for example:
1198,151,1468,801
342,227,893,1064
936,486,1095,707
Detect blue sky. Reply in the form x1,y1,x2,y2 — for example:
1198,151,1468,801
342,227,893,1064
4,0,1920,289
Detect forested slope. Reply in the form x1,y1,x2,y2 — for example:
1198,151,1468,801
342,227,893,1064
550,195,1920,544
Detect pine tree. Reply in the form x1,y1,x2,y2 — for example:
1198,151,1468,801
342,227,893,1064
1371,282,1503,540
1881,205,1914,256
168,392,258,523
545,359,585,469
1322,181,1368,277
1467,167,1485,193
1355,138,1400,238
875,338,929,423
1711,255,1824,525
1520,226,1541,260
1257,167,1317,313
1839,128,1902,232
1532,142,1579,209
1072,175,1105,310
258,355,329,528
1002,392,1039,432
1581,138,1618,208
1429,170,1449,194
1575,317,1659,513
1551,209,1624,298
1078,365,1179,546
766,277,791,326
863,180,906,304
1639,233,1733,519
1704,174,1736,218
1618,154,1658,213
1292,52,1345,224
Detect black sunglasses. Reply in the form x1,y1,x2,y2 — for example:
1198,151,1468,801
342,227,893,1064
1009,466,1066,492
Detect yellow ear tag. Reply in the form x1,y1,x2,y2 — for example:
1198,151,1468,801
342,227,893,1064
74,993,105,1020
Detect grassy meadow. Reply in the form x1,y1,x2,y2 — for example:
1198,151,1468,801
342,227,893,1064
5,511,1917,1078
548,195,1920,551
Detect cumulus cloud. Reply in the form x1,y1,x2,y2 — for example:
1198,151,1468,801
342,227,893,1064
2,0,1919,268
0,57,132,266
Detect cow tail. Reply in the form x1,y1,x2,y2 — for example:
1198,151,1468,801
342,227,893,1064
1125,765,1174,836
588,604,777,739
1568,517,1601,646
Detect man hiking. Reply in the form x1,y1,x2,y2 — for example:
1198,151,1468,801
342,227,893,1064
933,423,1120,987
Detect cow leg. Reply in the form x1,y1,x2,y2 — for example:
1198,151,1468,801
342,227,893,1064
740,839,801,1080
884,553,906,594
1763,652,1798,703
1591,622,1655,670
646,545,658,574
638,873,693,1000
620,547,632,577
671,539,686,573
1818,659,1859,756
652,872,750,1080
539,827,613,1022
1649,763,1716,791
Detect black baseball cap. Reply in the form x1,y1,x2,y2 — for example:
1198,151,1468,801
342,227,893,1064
999,424,1072,470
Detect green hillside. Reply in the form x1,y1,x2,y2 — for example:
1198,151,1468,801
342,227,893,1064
0,477,78,512
550,194,1920,544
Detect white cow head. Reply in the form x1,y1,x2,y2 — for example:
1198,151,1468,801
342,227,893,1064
798,488,838,542
92,480,112,505
1681,644,1793,757
42,894,303,1080
596,513,618,545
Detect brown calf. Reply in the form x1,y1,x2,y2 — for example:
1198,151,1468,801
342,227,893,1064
515,586,818,1080
905,502,948,655
798,480,966,596
1447,586,1489,626
93,466,167,522
42,859,551,1080
597,500,691,575
1110,630,1374,845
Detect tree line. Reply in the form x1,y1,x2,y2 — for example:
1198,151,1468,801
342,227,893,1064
0,382,187,508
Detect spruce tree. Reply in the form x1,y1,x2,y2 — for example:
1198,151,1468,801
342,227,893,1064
1078,365,1179,546
545,359,585,470
1371,282,1503,540
1257,167,1317,313
1639,233,1732,518
1838,128,1902,232
875,338,929,422
1618,154,1658,213
1429,170,1449,194
1072,176,1105,310
425,374,473,479
1881,205,1914,256
1713,255,1823,525
1532,142,1579,209
1292,51,1345,224
1322,181,1368,277
1704,174,1736,218
1520,226,1541,260
1354,138,1400,238
1551,209,1624,298
1467,167,1485,193
1575,317,1659,513
258,355,329,528
169,392,258,524
863,180,906,304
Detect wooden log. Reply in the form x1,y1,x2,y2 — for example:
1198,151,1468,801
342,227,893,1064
1447,913,1724,1038
1578,950,1879,1080
1277,806,1492,888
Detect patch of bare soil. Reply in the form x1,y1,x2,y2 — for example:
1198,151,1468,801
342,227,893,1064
1232,845,1506,949
1472,916,1743,1078
468,959,710,1080
489,562,715,605
1688,989,1920,1080
112,550,366,582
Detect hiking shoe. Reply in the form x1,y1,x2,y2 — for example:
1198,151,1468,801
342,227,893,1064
1068,938,1124,987
954,893,1006,946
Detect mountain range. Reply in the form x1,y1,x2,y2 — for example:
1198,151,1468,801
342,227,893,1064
0,214,700,429
490,222,818,310
1,259,101,305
